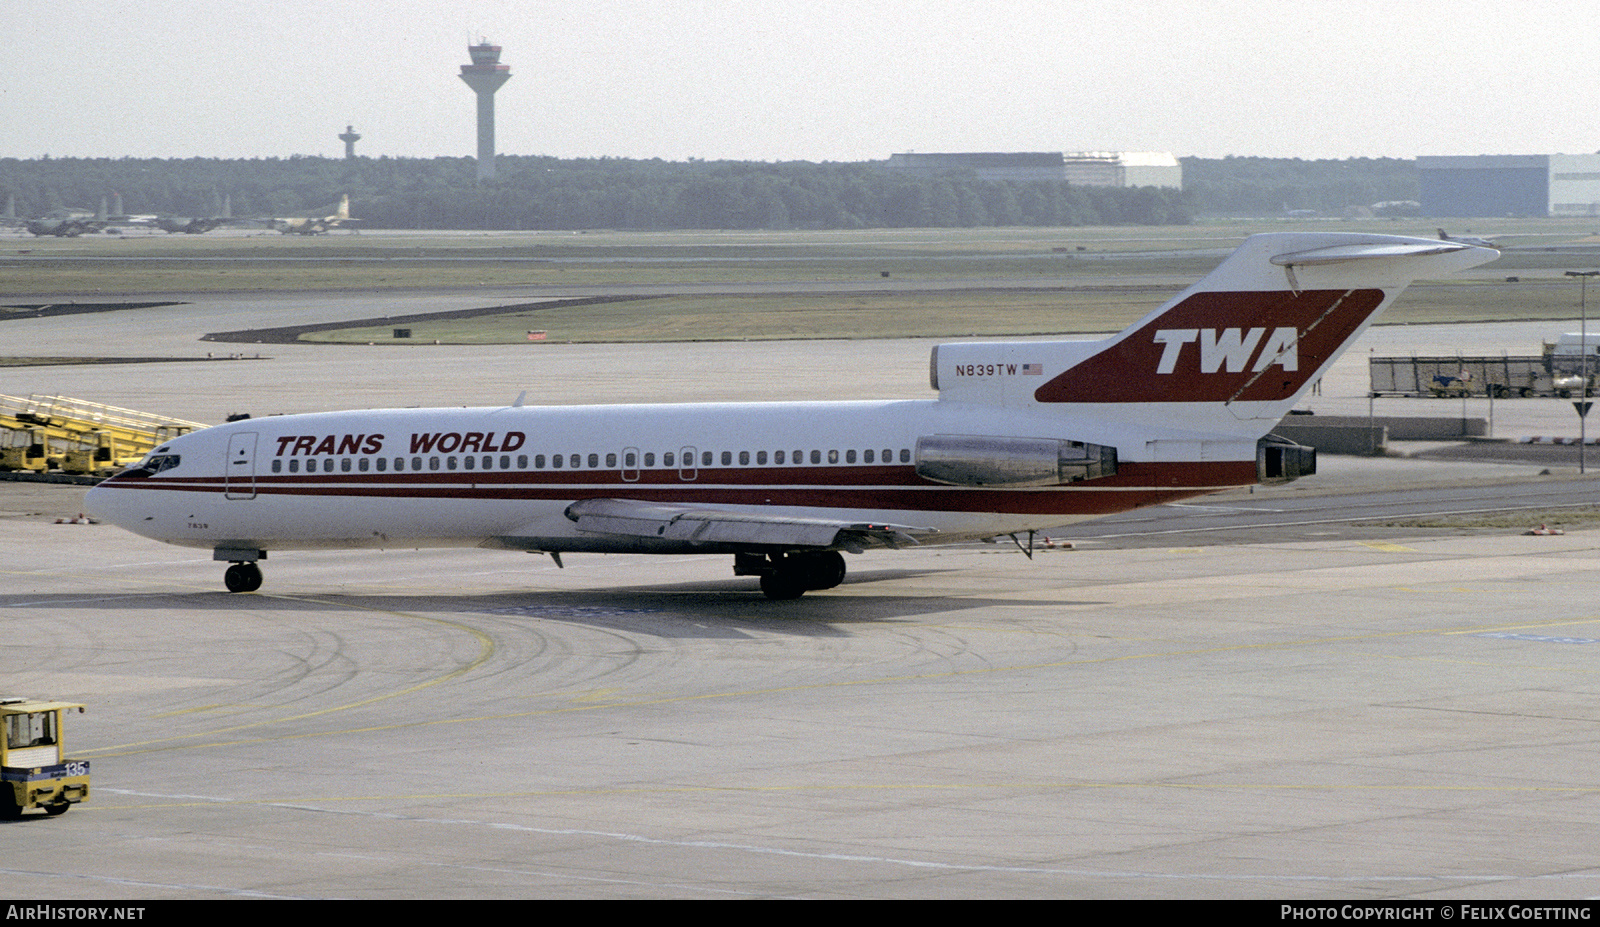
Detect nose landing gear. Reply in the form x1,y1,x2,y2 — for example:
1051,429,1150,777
214,548,267,593
223,561,263,593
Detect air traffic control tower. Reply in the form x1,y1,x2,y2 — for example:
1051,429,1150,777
459,41,512,181
338,125,361,159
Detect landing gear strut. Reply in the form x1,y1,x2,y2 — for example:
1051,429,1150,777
737,551,846,600
224,561,262,593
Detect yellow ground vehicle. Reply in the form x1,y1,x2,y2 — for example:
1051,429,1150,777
1,697,90,817
0,427,56,472
61,430,143,475
1,393,204,475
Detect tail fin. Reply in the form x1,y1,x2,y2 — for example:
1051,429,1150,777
1030,233,1496,413
336,195,350,220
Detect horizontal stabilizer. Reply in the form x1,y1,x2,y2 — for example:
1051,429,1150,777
1269,240,1478,266
565,498,937,552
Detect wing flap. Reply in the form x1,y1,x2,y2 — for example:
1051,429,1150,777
564,498,936,551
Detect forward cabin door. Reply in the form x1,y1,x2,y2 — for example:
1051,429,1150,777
224,432,258,500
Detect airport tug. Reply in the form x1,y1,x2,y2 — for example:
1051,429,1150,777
1,697,90,817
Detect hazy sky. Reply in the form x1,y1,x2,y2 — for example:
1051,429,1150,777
5,0,1595,163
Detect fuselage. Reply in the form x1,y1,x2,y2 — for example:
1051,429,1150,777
85,397,1253,556
83,232,1499,597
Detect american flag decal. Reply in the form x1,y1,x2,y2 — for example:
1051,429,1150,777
1021,363,1042,375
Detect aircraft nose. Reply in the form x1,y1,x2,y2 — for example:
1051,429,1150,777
84,480,137,529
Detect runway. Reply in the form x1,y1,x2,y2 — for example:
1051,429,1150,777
5,288,1600,898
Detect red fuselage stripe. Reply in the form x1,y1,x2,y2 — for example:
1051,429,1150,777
99,460,1258,517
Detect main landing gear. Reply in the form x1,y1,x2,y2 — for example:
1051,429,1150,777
223,561,262,593
735,551,847,600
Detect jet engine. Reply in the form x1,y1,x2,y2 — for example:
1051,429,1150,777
915,434,1117,487
1256,434,1316,484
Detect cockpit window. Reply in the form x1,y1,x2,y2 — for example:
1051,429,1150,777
117,453,181,478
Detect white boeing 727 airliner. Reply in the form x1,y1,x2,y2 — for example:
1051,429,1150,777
86,233,1496,598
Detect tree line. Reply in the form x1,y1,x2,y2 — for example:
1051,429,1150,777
1178,155,1418,217
0,154,1418,230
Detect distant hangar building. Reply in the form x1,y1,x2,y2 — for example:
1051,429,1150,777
1418,154,1600,217
885,151,1182,189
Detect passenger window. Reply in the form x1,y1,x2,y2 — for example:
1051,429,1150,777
644,452,655,467
552,455,563,468
756,450,767,465
845,449,856,463
609,453,620,468
794,450,803,464
463,456,474,470
412,457,423,470
900,449,910,463
739,451,749,465
358,458,370,472
289,459,300,473
534,454,545,468
721,451,732,466
811,450,822,464
664,452,674,467
828,449,839,464
701,451,712,466
624,452,635,467
517,455,527,469
271,460,282,473
864,449,875,463
588,453,599,468
430,457,441,471
377,457,387,472
570,454,581,468
774,450,785,464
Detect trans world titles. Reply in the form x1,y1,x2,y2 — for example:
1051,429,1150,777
272,431,528,457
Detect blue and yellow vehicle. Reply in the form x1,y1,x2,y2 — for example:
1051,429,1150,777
1,697,90,817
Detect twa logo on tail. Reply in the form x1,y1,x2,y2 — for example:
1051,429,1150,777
1153,327,1299,374
1034,288,1386,404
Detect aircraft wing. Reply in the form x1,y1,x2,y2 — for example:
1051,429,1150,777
563,497,937,552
